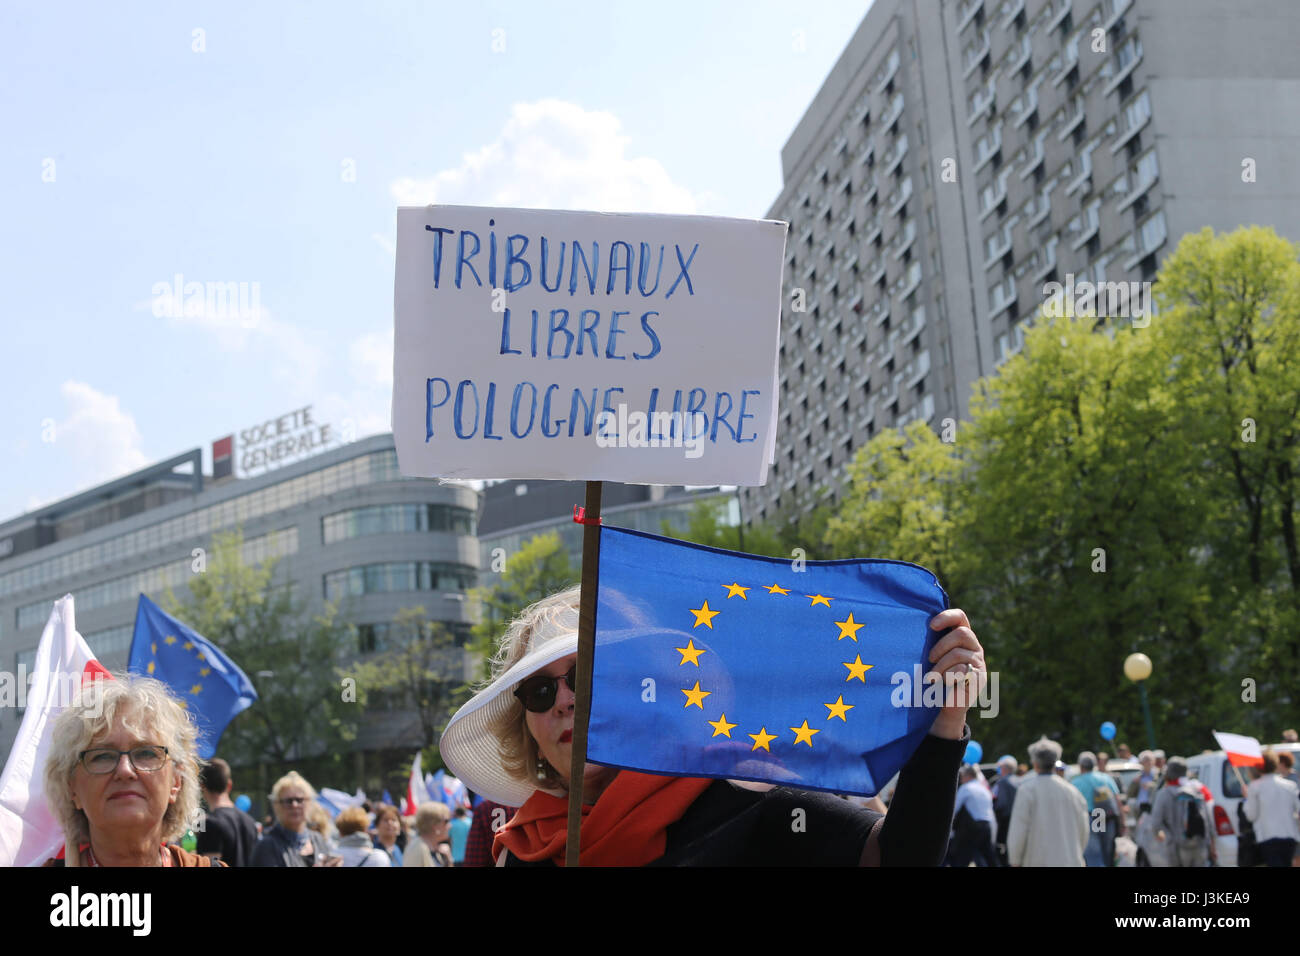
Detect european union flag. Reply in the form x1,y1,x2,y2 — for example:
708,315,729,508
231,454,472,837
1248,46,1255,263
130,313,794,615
589,527,948,797
128,595,258,760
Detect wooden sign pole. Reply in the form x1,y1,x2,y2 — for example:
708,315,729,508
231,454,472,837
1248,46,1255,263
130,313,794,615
565,479,603,867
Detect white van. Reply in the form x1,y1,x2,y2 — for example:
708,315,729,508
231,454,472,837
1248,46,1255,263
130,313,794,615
1185,742,1300,868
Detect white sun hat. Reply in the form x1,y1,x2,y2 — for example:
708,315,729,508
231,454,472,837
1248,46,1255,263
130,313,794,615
440,591,581,808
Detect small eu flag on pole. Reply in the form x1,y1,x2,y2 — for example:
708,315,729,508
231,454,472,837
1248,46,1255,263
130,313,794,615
589,527,948,797
128,595,258,760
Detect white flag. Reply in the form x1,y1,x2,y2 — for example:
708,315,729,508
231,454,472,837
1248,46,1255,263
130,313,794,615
0,596,107,866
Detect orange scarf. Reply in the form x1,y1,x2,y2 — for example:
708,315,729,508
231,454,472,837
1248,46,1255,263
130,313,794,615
493,771,713,866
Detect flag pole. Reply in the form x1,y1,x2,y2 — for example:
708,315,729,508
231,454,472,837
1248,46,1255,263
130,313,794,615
566,480,603,867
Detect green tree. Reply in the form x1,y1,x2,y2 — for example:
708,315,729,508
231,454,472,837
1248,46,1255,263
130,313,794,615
468,532,579,681
349,606,465,772
162,530,361,772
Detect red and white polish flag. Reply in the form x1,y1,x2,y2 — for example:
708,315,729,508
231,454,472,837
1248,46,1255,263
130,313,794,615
1212,730,1265,769
0,596,110,866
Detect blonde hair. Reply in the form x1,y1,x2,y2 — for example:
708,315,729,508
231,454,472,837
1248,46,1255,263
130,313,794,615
270,770,316,824
43,672,201,845
485,586,581,793
414,801,451,836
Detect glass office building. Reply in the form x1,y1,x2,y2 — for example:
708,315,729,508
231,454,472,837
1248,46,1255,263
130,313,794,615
0,434,480,771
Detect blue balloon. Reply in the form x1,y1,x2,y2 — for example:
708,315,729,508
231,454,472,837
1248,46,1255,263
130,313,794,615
1100,721,1117,740
964,741,983,764
235,794,251,813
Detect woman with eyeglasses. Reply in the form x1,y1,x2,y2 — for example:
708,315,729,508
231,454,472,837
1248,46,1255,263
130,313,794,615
42,673,215,867
441,586,985,866
249,771,340,867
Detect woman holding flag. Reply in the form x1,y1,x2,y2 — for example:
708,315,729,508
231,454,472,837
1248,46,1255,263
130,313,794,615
441,586,986,866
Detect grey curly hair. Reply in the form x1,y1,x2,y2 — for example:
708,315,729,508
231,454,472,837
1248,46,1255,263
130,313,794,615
43,672,202,845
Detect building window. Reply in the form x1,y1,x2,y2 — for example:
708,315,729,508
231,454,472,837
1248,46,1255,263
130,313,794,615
323,562,478,602
322,503,476,544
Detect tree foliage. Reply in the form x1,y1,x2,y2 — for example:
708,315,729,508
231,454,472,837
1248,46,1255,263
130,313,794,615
826,227,1300,758
162,530,360,772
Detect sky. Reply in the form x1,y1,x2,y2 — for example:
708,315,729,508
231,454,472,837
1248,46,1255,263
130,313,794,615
0,0,873,520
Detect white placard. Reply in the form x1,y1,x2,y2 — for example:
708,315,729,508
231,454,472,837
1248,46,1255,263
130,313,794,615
392,205,787,485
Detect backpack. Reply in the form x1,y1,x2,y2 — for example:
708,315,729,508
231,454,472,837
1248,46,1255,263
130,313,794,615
1174,784,1206,841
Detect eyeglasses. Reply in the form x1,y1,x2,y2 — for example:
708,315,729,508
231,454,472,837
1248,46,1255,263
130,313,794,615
513,665,578,713
79,746,169,774
277,796,308,807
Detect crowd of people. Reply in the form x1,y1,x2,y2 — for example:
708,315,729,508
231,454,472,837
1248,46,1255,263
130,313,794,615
33,584,1297,867
944,734,1300,868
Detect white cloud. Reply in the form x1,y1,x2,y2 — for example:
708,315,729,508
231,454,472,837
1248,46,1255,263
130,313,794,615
390,99,705,214
134,285,324,391
56,381,150,486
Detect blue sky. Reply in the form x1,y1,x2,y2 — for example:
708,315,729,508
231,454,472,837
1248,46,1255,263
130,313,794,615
0,0,872,519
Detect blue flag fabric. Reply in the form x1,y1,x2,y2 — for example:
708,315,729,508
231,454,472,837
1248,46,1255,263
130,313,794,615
589,527,948,797
128,595,258,760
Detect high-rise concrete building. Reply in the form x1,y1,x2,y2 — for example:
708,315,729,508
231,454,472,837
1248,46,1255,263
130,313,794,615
744,0,1300,524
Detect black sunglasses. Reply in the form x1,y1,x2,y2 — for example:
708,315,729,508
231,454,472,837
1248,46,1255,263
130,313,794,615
513,665,578,713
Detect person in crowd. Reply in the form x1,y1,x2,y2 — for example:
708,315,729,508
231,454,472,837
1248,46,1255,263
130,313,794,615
991,755,1018,866
306,801,336,849
1277,751,1299,790
1006,737,1089,867
42,673,214,867
1151,757,1217,867
1281,729,1298,744
440,587,986,866
1096,751,1110,773
371,803,404,865
1152,750,1167,777
449,805,471,864
196,757,259,866
335,806,390,866
1116,743,1132,760
1052,760,1067,777
950,765,998,866
1244,750,1300,868
404,802,454,866
1087,785,1122,867
462,798,516,866
250,771,338,866
1126,750,1158,817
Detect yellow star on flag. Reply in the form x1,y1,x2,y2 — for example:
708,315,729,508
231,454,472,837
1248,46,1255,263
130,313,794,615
843,655,873,682
182,641,194,651
675,640,706,666
150,642,156,655
790,720,820,747
689,601,720,629
199,667,211,677
807,594,832,607
765,583,791,595
825,696,854,721
163,635,177,645
146,661,155,675
197,652,205,662
708,714,737,738
681,682,711,709
834,613,864,642
178,701,187,710
748,727,777,752
722,582,750,599
190,684,202,695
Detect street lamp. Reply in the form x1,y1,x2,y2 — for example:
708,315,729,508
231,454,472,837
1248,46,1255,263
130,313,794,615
1124,652,1156,752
